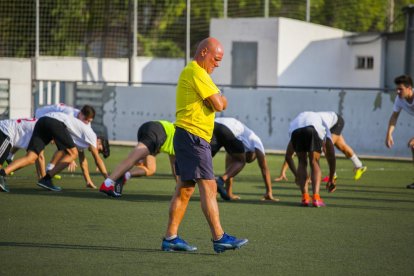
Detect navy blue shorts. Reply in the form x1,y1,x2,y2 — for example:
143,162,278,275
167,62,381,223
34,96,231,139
291,126,323,153
210,122,244,157
137,121,166,155
173,127,214,182
27,117,76,155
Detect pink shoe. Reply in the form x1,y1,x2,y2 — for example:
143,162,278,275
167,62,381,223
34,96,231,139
312,199,326,208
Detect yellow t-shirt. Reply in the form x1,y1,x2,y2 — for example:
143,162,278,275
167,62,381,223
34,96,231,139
174,61,220,142
158,120,175,155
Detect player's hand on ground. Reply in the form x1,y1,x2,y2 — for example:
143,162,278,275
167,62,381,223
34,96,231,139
86,182,97,189
261,193,280,202
67,161,77,172
229,194,241,200
274,174,288,182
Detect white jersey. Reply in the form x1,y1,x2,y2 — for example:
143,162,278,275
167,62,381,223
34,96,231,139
393,93,414,116
0,118,37,149
35,103,80,119
316,112,338,129
289,112,332,141
215,117,265,154
45,112,97,149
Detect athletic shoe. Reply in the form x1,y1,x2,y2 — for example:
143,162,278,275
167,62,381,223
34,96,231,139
37,178,62,192
326,182,337,193
406,183,414,189
212,233,248,253
301,199,310,207
216,177,230,201
161,236,197,252
114,176,126,195
354,166,367,180
0,175,9,193
322,174,338,182
312,199,326,208
99,182,121,197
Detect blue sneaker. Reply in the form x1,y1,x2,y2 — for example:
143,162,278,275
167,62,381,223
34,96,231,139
37,178,62,192
161,236,197,252
213,233,248,253
0,175,9,192
216,177,230,201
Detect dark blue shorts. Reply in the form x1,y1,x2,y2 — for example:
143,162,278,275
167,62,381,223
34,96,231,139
291,126,323,153
173,127,214,182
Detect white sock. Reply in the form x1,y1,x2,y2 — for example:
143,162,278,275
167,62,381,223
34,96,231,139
46,163,55,172
350,154,363,168
104,178,115,187
165,235,177,241
125,171,131,181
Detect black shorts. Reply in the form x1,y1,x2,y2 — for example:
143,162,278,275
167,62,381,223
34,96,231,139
210,122,244,157
173,127,214,181
330,114,345,135
137,121,166,155
291,126,323,153
27,117,76,155
0,130,12,165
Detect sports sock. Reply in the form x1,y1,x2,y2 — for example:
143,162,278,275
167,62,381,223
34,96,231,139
124,171,131,181
104,178,115,187
350,154,363,168
44,173,52,180
165,235,177,241
302,193,310,200
0,169,6,176
46,163,55,172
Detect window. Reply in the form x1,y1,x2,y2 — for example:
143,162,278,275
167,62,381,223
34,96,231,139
356,56,374,70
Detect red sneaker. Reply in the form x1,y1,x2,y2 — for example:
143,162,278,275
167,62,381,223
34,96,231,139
99,183,121,197
301,199,310,207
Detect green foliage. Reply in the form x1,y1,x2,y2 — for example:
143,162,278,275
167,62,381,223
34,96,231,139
0,0,412,58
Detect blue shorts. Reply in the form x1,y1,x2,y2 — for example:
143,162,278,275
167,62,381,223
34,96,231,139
173,127,215,182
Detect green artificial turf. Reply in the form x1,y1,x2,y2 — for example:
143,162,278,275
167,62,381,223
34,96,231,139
0,146,413,275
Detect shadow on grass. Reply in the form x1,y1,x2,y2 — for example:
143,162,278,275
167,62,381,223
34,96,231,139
0,241,214,255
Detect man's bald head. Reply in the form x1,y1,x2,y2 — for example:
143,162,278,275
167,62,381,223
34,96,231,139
194,37,223,74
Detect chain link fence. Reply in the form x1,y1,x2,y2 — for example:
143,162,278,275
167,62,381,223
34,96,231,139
0,0,410,58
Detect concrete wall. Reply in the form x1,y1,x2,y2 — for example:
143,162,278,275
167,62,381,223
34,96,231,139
211,17,385,88
103,86,412,159
0,58,32,118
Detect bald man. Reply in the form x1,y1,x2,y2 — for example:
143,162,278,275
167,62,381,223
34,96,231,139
161,37,248,253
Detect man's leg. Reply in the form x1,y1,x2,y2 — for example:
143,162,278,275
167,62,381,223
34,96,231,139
129,155,157,177
197,179,224,240
296,152,310,206
100,143,149,197
165,178,195,237
308,151,325,207
161,178,198,252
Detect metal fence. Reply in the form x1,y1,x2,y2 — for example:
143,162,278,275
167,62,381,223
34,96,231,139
0,0,409,59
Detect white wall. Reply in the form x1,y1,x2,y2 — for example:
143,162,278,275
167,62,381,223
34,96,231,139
211,17,386,88
0,58,32,118
210,18,279,86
